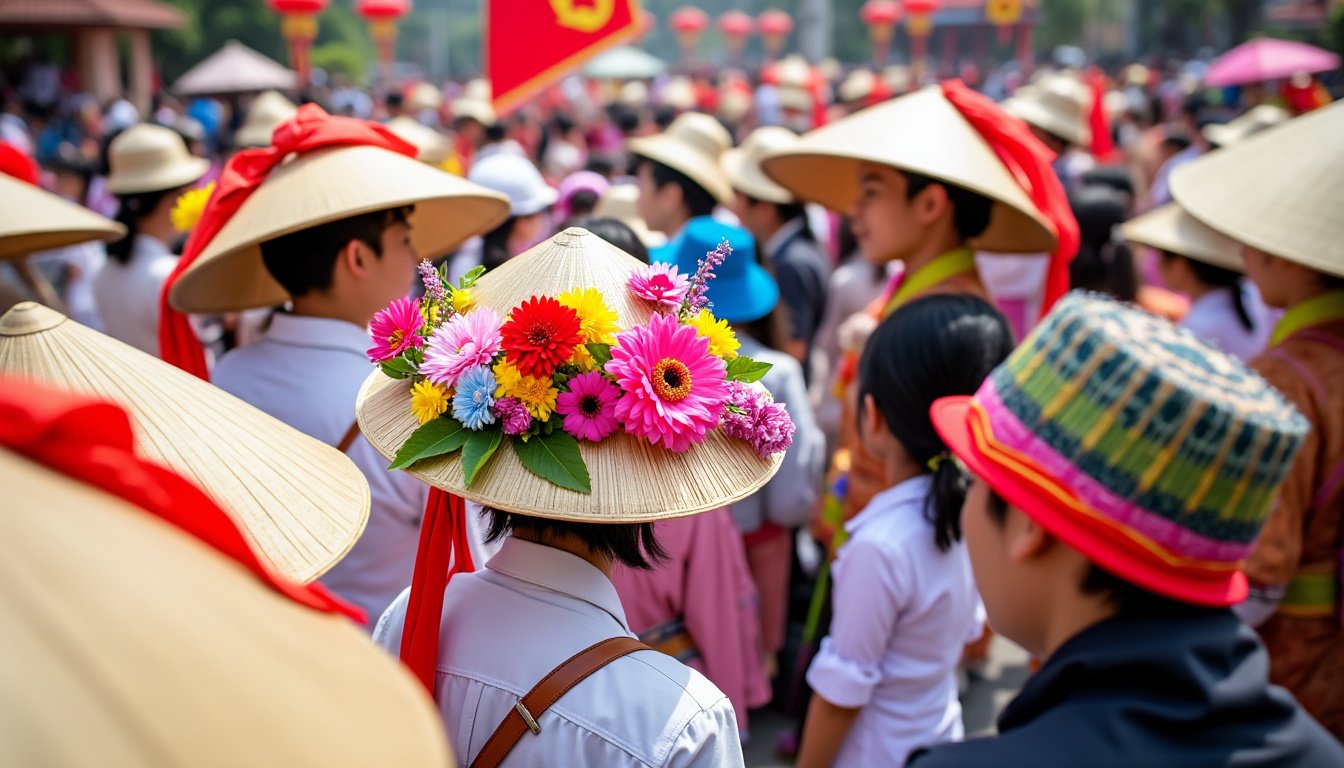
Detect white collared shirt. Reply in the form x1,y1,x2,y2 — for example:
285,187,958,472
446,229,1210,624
93,234,175,355
213,313,453,625
375,538,745,768
1181,283,1272,362
807,475,983,767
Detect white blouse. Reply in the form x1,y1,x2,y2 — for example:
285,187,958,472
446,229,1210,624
92,234,175,355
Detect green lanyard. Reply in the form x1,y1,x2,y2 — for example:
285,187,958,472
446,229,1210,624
1270,289,1344,347
882,247,978,318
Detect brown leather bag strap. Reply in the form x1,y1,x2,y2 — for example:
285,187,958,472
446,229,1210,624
335,420,361,454
469,636,651,768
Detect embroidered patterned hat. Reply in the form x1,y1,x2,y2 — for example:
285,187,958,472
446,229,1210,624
931,292,1309,606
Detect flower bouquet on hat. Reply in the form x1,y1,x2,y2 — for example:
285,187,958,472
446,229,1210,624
359,227,793,521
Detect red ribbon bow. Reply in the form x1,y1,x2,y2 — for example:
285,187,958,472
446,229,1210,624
940,80,1081,319
401,487,476,692
0,376,362,621
159,104,418,379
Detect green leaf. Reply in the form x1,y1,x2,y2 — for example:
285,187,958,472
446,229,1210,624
512,430,591,493
585,342,613,369
725,356,772,383
458,265,486,289
461,429,503,486
388,418,468,470
380,356,417,379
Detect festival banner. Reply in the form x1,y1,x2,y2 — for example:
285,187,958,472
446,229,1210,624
488,0,643,115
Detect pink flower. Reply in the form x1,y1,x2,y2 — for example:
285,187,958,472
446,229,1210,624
367,297,425,363
492,397,533,435
556,371,621,442
606,312,727,453
721,381,794,458
420,307,503,388
627,262,689,311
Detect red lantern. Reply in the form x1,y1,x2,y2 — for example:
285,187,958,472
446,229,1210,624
757,9,793,61
860,1,902,67
669,7,709,64
904,0,939,81
985,0,1022,44
357,0,410,83
269,0,329,88
717,11,753,62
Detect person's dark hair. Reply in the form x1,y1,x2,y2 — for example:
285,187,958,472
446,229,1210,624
640,158,717,219
1160,128,1192,155
652,105,678,131
566,188,601,219
1080,166,1135,204
484,509,666,570
608,104,640,135
584,154,616,179
901,171,993,241
107,189,176,265
480,216,518,273
1164,252,1255,331
384,91,404,111
484,122,508,143
260,206,412,296
552,111,576,135
857,294,1014,551
984,490,1188,616
560,215,649,263
1070,187,1138,302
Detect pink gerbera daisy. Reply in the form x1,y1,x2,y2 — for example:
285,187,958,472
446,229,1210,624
605,312,728,453
420,307,503,388
556,371,621,442
627,262,689,311
367,297,425,363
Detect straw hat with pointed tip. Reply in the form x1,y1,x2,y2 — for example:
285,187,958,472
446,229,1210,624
0,448,448,767
839,69,878,104
1171,100,1344,279
1202,104,1289,148
0,173,125,260
0,302,369,583
628,112,735,205
594,184,667,248
235,90,298,149
105,123,210,195
761,86,1058,253
169,145,510,313
356,228,782,522
407,82,444,113
1003,73,1092,147
722,126,798,204
386,116,454,167
1121,202,1244,272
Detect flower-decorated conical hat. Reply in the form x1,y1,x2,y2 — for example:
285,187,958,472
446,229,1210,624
356,227,784,523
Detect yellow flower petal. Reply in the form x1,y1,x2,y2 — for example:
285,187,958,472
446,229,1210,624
689,309,740,359
171,182,215,234
409,379,451,424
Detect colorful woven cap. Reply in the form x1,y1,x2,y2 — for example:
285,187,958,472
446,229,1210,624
651,217,777,324
931,292,1309,606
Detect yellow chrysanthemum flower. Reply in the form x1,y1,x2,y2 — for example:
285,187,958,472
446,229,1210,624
493,360,559,421
559,287,620,369
420,301,440,327
409,379,451,424
170,182,215,233
689,309,740,359
450,286,475,314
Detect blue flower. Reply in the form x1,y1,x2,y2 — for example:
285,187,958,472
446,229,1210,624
452,366,498,430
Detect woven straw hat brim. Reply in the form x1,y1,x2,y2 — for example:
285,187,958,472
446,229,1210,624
1120,203,1244,272
760,86,1058,254
1171,101,1343,279
1003,93,1091,147
628,133,735,206
105,155,210,196
0,174,126,260
386,117,453,166
169,145,511,313
235,91,298,149
0,302,370,583
356,228,783,523
722,146,795,204
0,449,450,766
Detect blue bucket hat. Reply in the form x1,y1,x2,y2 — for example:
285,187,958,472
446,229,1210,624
651,216,779,324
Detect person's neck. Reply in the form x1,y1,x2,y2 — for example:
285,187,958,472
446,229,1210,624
288,293,373,329
900,230,966,277
1038,591,1119,662
754,215,786,246
139,212,177,245
661,210,692,238
1183,279,1213,303
513,531,613,576
1284,279,1341,309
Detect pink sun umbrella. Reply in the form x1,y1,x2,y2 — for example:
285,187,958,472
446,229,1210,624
1204,38,1341,86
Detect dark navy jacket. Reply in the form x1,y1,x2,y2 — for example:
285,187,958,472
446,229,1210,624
910,609,1343,767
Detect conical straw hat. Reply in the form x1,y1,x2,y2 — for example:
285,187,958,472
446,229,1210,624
1202,104,1289,148
760,85,1057,253
1171,100,1344,279
105,122,210,195
169,144,510,313
0,302,369,583
628,112,735,205
1121,202,1244,272
0,448,449,766
356,227,783,523
1002,73,1092,147
234,90,298,149
0,173,125,260
387,116,454,167
722,126,799,204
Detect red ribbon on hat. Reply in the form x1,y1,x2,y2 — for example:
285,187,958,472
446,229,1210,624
159,104,418,379
401,487,476,692
940,80,1081,318
1086,68,1116,163
0,376,362,622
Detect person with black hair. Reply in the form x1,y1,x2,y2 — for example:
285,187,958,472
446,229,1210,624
1068,185,1138,303
627,112,734,240
459,152,558,277
797,294,1014,767
558,215,650,264
93,123,207,354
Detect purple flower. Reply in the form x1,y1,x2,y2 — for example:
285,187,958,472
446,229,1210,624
682,239,730,316
721,381,794,458
419,260,447,304
492,397,533,435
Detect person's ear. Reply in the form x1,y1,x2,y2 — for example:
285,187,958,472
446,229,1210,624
914,182,950,226
1007,509,1054,563
860,392,885,442
662,181,686,215
341,239,370,279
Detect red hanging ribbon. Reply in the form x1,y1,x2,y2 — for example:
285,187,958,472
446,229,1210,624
940,80,1081,319
159,104,418,379
1086,67,1116,163
400,487,476,693
0,376,362,622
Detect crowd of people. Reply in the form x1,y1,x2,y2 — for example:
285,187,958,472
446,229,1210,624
1,46,1342,767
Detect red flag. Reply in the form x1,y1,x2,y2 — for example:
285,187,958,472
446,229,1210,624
488,0,643,115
